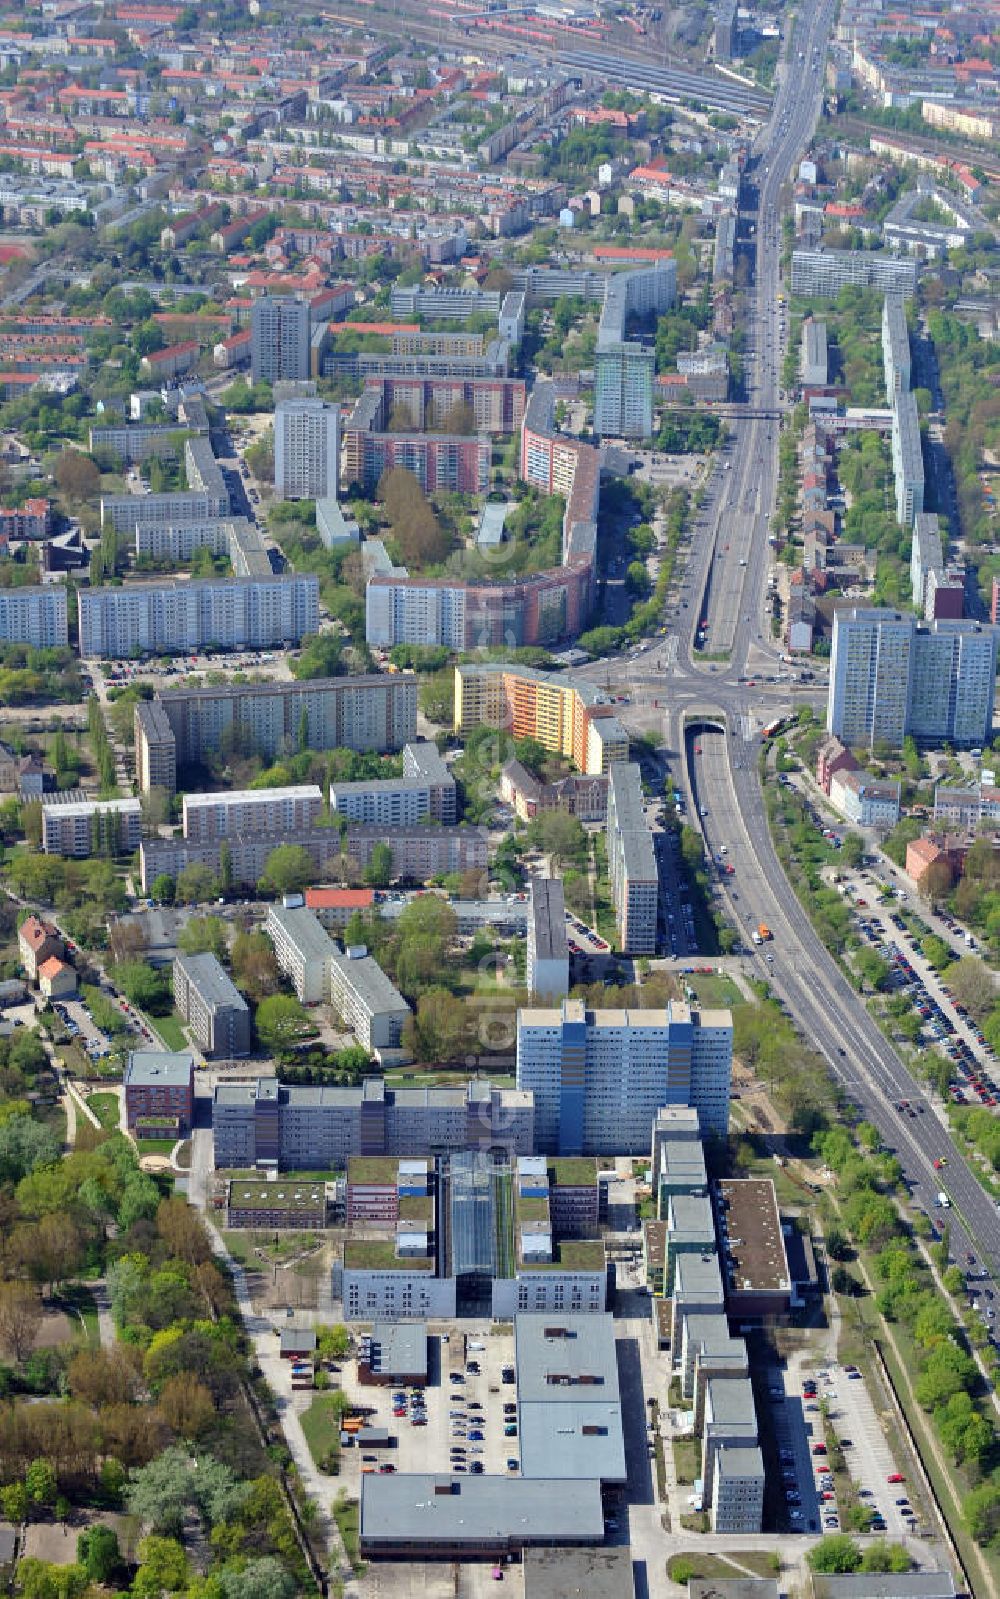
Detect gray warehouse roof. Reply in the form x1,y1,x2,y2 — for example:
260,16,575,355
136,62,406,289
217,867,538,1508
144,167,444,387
523,1546,635,1599
366,1321,428,1379
810,1577,956,1599
515,1314,627,1484
359,1473,604,1548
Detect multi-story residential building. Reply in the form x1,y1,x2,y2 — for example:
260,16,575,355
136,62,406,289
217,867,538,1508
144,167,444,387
41,795,141,858
924,566,965,622
18,914,63,982
77,574,319,658
593,342,655,439
526,878,569,1001
0,499,50,539
212,1075,534,1169
800,319,828,388
266,905,338,1005
134,520,229,564
172,951,251,1058
141,820,487,895
815,734,859,796
934,784,1000,829
500,759,609,823
328,945,411,1055
124,1049,194,1134
454,662,628,775
390,286,502,321
828,768,901,830
607,762,658,954
183,784,323,842
89,422,192,464
329,745,455,828
401,740,456,823
0,585,67,648
881,294,911,400
355,376,526,436
274,397,339,501
304,886,376,929
343,423,490,496
891,389,924,526
828,607,998,749
250,295,310,384
100,489,230,533
516,999,733,1153
134,700,177,797
910,511,943,614
791,249,917,298
143,674,416,788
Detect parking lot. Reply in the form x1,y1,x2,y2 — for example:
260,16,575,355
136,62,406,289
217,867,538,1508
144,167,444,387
338,1329,520,1488
823,1363,915,1538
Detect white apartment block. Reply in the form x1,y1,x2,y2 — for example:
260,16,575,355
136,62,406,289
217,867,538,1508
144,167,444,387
516,999,733,1154
0,585,68,648
42,796,142,858
266,905,336,1004
328,946,411,1054
328,777,431,827
828,607,998,749
593,342,654,440
526,878,569,1002
250,295,310,384
891,388,924,526
77,574,319,658
134,521,231,563
275,398,339,500
183,784,323,842
607,762,658,954
100,490,230,532
365,580,467,650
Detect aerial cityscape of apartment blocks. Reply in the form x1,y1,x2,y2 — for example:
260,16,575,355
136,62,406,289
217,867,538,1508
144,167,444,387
77,574,320,658
100,489,230,532
454,662,629,775
0,584,68,648
516,1000,734,1153
790,248,917,298
827,607,998,748
607,762,659,955
274,397,340,501
212,1076,534,1170
134,674,417,792
343,422,491,497
182,783,324,842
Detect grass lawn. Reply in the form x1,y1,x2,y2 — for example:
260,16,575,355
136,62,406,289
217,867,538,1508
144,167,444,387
55,1284,100,1347
333,1493,364,1573
146,1010,188,1051
680,972,744,1008
668,1552,779,1582
672,1437,700,1485
87,1091,120,1130
300,1394,345,1470
136,1137,176,1155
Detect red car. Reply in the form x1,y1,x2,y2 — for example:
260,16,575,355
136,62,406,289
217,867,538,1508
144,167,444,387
888,1473,905,1484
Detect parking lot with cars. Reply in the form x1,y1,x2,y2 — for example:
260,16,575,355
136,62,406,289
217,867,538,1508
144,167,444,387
338,1331,520,1488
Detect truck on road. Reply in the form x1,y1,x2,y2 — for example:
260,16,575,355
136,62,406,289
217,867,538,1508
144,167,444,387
936,1191,951,1208
757,923,772,941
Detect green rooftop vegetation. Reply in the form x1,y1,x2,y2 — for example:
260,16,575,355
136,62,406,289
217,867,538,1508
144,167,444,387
228,1182,325,1213
515,1194,550,1223
348,1155,399,1184
397,1194,433,1222
549,1157,598,1186
344,1239,434,1271
522,1239,606,1272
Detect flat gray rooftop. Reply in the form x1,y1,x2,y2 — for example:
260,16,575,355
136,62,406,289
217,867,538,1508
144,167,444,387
515,1314,627,1484
125,1050,193,1088
174,951,248,1013
359,1474,604,1548
523,1546,635,1599
530,878,568,962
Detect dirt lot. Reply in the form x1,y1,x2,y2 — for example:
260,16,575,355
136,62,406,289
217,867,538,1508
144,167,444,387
32,1307,74,1350
22,1513,132,1565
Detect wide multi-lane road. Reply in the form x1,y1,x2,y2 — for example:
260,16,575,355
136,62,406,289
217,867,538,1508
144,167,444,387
583,0,1000,1288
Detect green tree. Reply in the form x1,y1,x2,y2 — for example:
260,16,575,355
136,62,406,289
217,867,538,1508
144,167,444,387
292,632,343,681
966,1480,1000,1544
175,863,220,904
110,959,171,1015
255,994,312,1054
859,1541,913,1573
25,1459,57,1508
807,1535,862,1573
150,873,175,905
258,844,314,898
178,915,228,961
77,1525,121,1585
364,842,394,888
132,1536,188,1598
